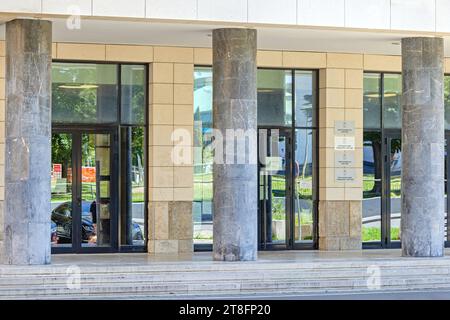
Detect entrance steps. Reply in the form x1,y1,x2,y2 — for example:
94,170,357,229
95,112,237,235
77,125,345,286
1,256,450,299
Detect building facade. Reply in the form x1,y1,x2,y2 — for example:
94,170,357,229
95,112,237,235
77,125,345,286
0,0,448,264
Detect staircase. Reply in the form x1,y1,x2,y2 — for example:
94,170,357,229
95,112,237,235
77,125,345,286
1,256,450,299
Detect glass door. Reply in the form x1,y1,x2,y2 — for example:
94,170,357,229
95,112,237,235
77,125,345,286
362,132,383,245
258,128,293,249
51,133,74,249
79,132,117,250
384,134,402,247
51,129,118,253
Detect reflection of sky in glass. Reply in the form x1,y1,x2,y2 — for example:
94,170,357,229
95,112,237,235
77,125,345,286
295,71,314,127
295,129,313,168
383,74,402,129
194,69,212,116
363,73,381,129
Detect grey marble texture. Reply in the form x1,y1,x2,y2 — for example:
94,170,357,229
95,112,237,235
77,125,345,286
3,19,52,265
401,37,445,257
212,28,258,261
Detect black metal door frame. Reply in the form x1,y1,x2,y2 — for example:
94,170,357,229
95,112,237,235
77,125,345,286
363,130,402,249
364,131,450,250
258,126,318,251
51,126,119,254
446,132,450,247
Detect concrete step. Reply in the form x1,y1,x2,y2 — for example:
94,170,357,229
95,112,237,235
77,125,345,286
1,265,450,287
3,258,450,275
1,267,450,287
2,273,450,298
4,280,450,300
2,260,450,274
3,256,450,299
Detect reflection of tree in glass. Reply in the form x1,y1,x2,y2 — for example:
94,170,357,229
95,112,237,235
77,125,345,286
131,127,144,165
299,93,313,125
125,72,145,124
445,77,450,127
52,134,72,178
52,84,97,122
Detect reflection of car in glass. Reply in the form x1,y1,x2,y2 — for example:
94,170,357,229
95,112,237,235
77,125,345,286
51,202,143,244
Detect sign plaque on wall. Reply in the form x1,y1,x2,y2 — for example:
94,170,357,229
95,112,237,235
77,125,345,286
335,168,356,182
335,151,354,167
334,136,355,150
334,121,355,136
334,121,356,182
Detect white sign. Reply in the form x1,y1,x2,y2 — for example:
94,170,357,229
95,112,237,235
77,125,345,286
335,151,355,167
335,168,356,182
335,136,355,150
335,121,355,136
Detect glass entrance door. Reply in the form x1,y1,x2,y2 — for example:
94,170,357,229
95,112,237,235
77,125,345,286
258,129,293,249
385,135,402,247
363,133,401,248
51,129,118,253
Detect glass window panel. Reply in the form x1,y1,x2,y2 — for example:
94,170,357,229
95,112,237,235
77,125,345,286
362,132,382,243
81,133,112,247
120,127,146,246
383,74,402,129
389,138,402,241
295,71,316,128
51,133,73,248
294,129,316,243
263,131,287,244
131,127,146,245
257,69,292,126
100,181,110,198
445,76,450,130
97,148,110,176
363,73,381,129
121,65,146,125
52,63,118,124
193,67,213,245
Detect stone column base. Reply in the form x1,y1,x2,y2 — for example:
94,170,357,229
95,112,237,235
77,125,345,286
318,200,362,250
147,201,193,254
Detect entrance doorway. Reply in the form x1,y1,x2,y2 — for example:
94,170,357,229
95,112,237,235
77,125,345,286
258,128,292,249
258,128,316,250
51,129,118,253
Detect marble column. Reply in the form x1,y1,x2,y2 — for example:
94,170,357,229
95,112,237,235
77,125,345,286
401,37,445,257
3,19,52,265
212,28,258,261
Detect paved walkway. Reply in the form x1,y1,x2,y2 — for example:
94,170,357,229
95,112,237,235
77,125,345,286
49,248,450,267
